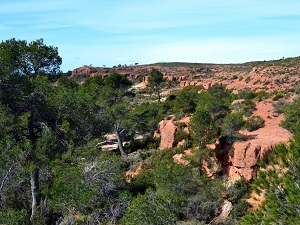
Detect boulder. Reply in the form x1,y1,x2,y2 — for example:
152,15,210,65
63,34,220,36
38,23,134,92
232,143,261,168
154,116,177,149
227,166,256,182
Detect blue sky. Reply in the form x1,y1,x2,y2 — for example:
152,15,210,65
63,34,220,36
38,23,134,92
1,0,300,72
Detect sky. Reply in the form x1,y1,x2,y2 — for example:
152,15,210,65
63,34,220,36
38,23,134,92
1,0,300,72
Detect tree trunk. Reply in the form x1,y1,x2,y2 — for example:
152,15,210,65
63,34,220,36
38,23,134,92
114,125,127,161
30,166,41,221
156,85,161,104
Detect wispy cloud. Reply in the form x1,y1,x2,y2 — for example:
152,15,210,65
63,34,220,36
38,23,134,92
1,0,300,71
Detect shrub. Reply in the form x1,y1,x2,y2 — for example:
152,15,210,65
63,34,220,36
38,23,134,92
272,92,284,101
173,86,202,115
245,76,251,83
227,179,250,203
253,79,260,85
273,100,292,114
183,179,224,223
174,122,190,146
0,209,29,225
123,190,179,225
241,100,256,117
245,116,265,131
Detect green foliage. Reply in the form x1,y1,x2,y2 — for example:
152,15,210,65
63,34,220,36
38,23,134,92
103,71,132,90
282,97,300,140
221,112,246,145
190,107,218,147
238,88,254,100
148,68,165,103
130,102,163,134
5,37,299,224
124,136,160,155
0,208,29,225
227,179,250,203
125,146,197,224
273,99,292,114
241,142,300,224
148,68,164,87
224,200,250,224
0,38,61,78
183,179,224,223
175,128,190,147
57,75,79,89
50,164,94,213
50,152,129,224
154,162,197,196
272,92,284,101
245,76,251,83
245,115,265,132
173,86,202,115
123,190,178,225
231,99,256,117
189,85,233,147
223,112,245,132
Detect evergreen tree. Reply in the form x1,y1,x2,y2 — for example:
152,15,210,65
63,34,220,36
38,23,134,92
148,68,164,103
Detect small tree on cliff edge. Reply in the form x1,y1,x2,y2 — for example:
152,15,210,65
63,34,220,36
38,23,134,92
148,69,164,103
99,72,133,161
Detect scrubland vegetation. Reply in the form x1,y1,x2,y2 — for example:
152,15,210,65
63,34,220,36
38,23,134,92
1,39,300,224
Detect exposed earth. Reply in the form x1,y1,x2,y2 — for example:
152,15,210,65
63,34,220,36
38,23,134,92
71,57,300,93
72,57,300,212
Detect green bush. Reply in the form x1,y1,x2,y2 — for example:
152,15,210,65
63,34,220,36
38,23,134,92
173,86,202,115
282,97,300,140
174,123,190,147
272,92,284,101
245,116,265,131
227,179,250,203
245,76,251,83
0,209,29,225
123,190,179,225
273,100,292,114
221,112,246,145
183,179,224,223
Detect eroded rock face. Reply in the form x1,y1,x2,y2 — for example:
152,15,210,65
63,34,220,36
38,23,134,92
226,99,293,182
154,116,177,149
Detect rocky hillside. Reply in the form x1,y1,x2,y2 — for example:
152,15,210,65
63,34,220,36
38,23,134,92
73,57,299,185
71,56,300,92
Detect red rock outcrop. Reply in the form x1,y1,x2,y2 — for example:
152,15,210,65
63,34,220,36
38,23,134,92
142,76,149,85
154,115,177,149
226,99,293,182
70,57,300,93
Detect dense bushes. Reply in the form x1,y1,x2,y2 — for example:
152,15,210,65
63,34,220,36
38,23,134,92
282,97,300,139
240,142,300,225
245,115,265,131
